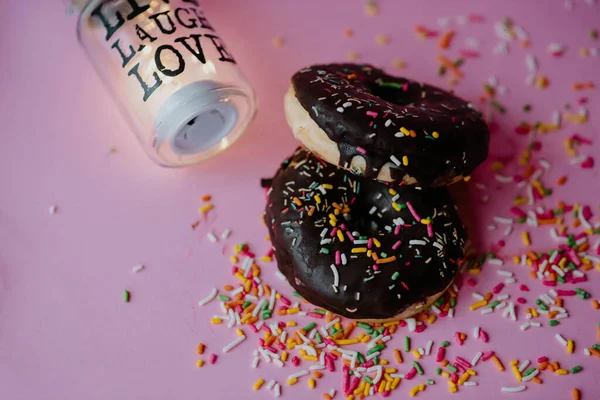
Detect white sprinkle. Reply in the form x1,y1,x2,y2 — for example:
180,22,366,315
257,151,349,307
505,278,516,284
473,326,480,339
487,258,504,266
497,269,513,277
518,360,530,372
502,386,527,393
198,288,218,306
525,54,537,72
330,264,340,288
520,322,530,331
329,389,336,397
521,369,539,382
207,232,218,243
431,305,441,314
493,216,514,224
49,205,57,215
496,294,510,301
480,307,494,315
309,364,326,371
222,335,246,353
274,383,281,398
390,155,401,166
220,228,231,239
551,265,565,277
406,318,417,332
132,264,144,273
530,322,541,327
369,206,377,215
266,380,276,390
268,289,277,310
472,352,483,366
555,333,568,346
495,174,513,183
341,253,347,265
426,340,433,356
252,356,260,368
555,313,569,319
472,293,485,301
343,102,352,108
409,240,427,246
488,225,497,231
385,119,392,127
288,370,309,380
275,271,287,281
337,107,344,113
464,381,478,387
448,308,454,318
584,348,591,356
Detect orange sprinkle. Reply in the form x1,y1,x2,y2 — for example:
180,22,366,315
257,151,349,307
532,377,542,384
376,256,397,264
201,195,212,202
557,176,568,186
491,356,505,371
573,388,581,400
592,300,599,309
436,55,464,78
590,348,600,358
394,349,403,363
197,343,205,355
438,30,455,49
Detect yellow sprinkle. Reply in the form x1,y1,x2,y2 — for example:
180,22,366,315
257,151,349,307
523,231,531,246
409,385,420,397
391,377,401,389
432,131,440,138
492,355,505,371
363,382,371,396
470,300,488,310
288,378,298,385
392,202,401,211
441,371,450,378
466,369,476,376
336,338,360,345
380,359,389,365
402,156,409,166
427,315,436,324
567,340,574,354
556,369,569,375
230,256,238,264
412,349,422,359
210,317,222,324
281,351,288,361
361,335,371,343
308,378,316,389
512,364,522,382
389,188,397,195
286,321,297,327
322,184,333,189
236,328,244,336
199,204,213,213
420,218,431,225
392,59,406,69
378,380,386,393
337,229,345,242
196,359,204,367
463,175,471,182
373,238,381,248
352,247,367,253
384,320,401,326
272,36,284,47
399,127,410,136
385,368,397,374
254,378,265,390
304,355,318,361
315,194,321,204
354,381,365,395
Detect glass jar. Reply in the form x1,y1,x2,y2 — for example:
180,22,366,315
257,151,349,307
76,0,257,167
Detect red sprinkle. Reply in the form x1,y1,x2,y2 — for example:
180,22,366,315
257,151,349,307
517,297,527,304
492,283,505,294
520,284,530,292
209,353,217,364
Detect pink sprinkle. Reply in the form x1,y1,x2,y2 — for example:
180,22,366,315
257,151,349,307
568,249,581,266
347,377,360,395
340,223,347,231
454,362,467,374
537,356,549,363
520,284,529,292
325,356,335,372
575,232,588,240
291,356,300,366
356,146,367,155
325,338,336,346
209,353,217,364
481,351,495,361
363,361,374,368
578,97,588,105
399,320,407,327
456,356,472,368
383,328,390,336
542,280,556,287
280,296,291,306
394,225,401,235
368,238,373,249
308,312,324,319
436,347,446,362
335,251,341,265
249,324,258,333
415,324,426,333
459,49,480,58
497,240,506,248
346,231,355,242
517,297,526,304
510,207,527,219
234,305,243,313
405,201,421,222
454,331,464,345
480,330,489,343
450,373,458,383
373,265,379,271
466,279,476,287
392,240,402,250
381,391,390,397
427,223,433,238
405,367,417,380
556,289,576,296
330,228,338,237
258,338,265,346
572,277,587,283
439,311,448,317
266,248,274,257
582,156,595,169
342,365,350,393
231,266,238,275
265,345,277,353
492,282,505,294
278,321,286,329
262,325,271,333
572,134,593,145
240,250,255,258
366,111,378,118
402,82,409,91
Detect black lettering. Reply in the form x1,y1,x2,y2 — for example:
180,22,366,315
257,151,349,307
204,34,235,63
135,24,157,42
149,11,177,35
174,34,206,64
128,63,163,102
91,2,125,41
155,45,186,77
182,0,199,6
175,8,198,29
190,7,214,31
125,0,150,20
111,39,137,67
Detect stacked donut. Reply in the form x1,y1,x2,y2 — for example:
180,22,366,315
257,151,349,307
265,64,490,321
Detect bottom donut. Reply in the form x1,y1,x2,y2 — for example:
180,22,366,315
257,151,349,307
265,148,467,321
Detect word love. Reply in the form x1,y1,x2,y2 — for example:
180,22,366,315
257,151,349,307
91,0,236,101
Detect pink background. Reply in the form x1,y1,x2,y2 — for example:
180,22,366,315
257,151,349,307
0,1,599,399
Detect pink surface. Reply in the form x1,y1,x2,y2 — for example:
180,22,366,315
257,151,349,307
0,1,599,399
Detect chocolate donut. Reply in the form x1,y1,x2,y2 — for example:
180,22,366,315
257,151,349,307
284,63,490,186
265,148,467,321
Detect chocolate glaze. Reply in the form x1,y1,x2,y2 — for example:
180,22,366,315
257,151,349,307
291,63,490,186
265,148,467,320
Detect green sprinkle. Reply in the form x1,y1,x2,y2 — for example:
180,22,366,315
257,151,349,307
367,344,385,355
373,356,380,364
548,320,559,326
441,341,450,347
436,368,442,375
591,29,598,40
576,288,591,299
357,353,365,363
109,147,117,153
348,370,354,376
292,292,303,298
488,300,500,309
438,65,447,76
364,376,374,384
570,365,583,374
392,272,400,280
447,364,458,373
524,367,536,376
312,308,327,315
413,361,424,375
380,252,388,258
592,344,600,351
490,99,506,114
303,322,316,332
426,379,435,385
453,58,464,67
315,333,322,344
262,301,269,310
123,290,130,303
398,203,407,209
557,276,566,284
523,104,532,112
358,322,372,330
320,248,330,254
404,336,411,352
450,297,456,308
218,295,230,301
517,217,527,224
435,297,445,307
242,301,252,309
488,252,496,259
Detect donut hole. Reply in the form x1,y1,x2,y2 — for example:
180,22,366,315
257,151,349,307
370,82,414,106
350,155,366,174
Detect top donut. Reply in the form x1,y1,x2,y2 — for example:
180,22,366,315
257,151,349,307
284,63,490,186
